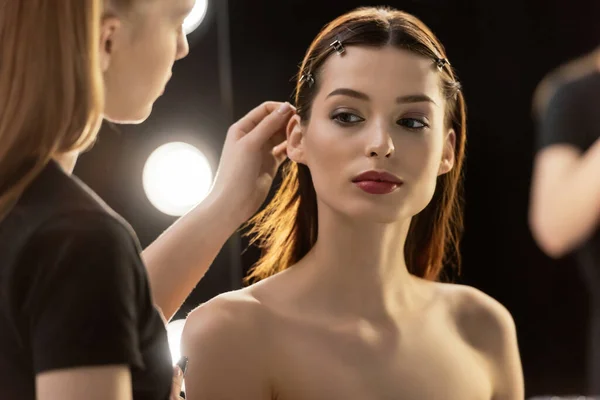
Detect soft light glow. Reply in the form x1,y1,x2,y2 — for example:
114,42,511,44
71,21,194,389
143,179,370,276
143,142,213,217
183,0,209,35
167,319,186,365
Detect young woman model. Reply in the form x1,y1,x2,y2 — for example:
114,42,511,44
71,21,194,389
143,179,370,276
182,6,524,400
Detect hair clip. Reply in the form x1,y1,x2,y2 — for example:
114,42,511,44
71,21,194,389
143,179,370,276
435,57,449,70
330,39,345,55
300,72,315,88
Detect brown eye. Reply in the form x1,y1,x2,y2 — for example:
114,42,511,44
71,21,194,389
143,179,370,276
397,118,428,130
332,112,364,125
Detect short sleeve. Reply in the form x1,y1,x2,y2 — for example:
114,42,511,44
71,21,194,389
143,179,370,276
537,72,600,152
18,213,145,374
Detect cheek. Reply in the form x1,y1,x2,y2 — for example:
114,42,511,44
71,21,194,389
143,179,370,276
303,127,350,193
397,135,443,209
305,139,337,178
397,134,443,179
128,30,176,92
132,26,176,72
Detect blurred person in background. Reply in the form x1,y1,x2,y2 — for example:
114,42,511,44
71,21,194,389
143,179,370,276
529,47,600,395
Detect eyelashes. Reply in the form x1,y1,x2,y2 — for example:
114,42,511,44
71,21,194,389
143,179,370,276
398,118,428,129
330,111,429,130
331,112,364,125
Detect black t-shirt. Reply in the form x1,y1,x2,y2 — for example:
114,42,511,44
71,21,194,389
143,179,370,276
538,71,600,393
537,71,600,289
0,161,172,399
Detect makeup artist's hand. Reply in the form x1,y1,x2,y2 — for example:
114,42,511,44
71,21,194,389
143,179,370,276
171,357,188,400
209,101,294,226
533,47,600,117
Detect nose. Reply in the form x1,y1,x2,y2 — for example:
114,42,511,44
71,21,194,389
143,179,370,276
176,31,190,61
365,124,394,159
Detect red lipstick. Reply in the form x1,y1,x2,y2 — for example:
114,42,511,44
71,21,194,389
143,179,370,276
352,170,403,195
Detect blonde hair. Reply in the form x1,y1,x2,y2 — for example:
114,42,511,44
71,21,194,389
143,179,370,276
0,0,106,219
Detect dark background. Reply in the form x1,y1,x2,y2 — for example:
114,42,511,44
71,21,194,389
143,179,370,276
74,0,600,396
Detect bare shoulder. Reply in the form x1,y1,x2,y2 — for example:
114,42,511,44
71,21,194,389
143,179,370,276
181,289,275,398
440,284,515,352
182,288,270,347
412,279,517,355
439,283,524,399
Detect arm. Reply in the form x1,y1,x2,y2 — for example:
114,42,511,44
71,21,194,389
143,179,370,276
142,193,240,321
180,295,272,400
529,138,600,258
37,365,132,400
143,101,293,321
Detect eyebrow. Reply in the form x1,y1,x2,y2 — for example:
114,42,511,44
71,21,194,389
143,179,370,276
326,88,437,106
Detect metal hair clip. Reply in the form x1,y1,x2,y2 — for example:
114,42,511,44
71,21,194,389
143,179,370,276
330,39,345,55
435,57,449,70
300,72,315,88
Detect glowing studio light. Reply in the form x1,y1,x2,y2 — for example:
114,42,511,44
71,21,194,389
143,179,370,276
143,142,213,217
167,319,186,365
183,0,209,35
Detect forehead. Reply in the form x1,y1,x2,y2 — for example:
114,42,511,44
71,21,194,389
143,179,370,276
317,46,442,102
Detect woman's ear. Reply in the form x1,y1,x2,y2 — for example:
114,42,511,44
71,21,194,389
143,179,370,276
438,129,456,175
99,16,121,72
286,114,306,164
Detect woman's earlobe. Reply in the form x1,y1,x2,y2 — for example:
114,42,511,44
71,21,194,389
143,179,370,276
438,159,454,175
438,129,456,175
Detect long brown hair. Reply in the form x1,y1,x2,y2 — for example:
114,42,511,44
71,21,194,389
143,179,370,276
246,7,467,283
0,0,113,220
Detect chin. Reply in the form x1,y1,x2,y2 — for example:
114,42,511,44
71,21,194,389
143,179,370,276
104,104,153,125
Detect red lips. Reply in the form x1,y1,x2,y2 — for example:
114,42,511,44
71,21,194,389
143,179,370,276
352,170,403,195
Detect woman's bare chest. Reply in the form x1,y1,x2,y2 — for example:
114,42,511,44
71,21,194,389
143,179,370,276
270,317,492,400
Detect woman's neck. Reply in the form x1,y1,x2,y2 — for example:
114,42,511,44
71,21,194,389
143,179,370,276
53,151,79,175
295,206,421,320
